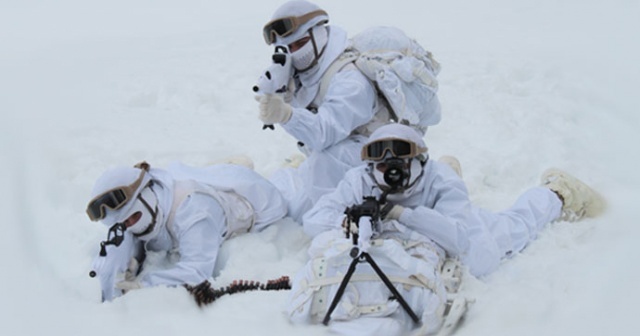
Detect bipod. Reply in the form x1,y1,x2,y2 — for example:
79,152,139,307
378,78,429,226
322,248,421,326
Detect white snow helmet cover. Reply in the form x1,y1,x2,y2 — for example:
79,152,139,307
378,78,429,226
88,166,164,240
89,167,151,225
364,124,428,194
267,0,329,46
366,123,427,152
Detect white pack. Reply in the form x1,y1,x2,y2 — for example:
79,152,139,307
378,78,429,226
318,26,442,135
286,231,449,334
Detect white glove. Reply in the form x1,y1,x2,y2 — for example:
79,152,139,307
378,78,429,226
279,77,294,103
256,94,292,124
383,205,405,221
124,258,140,281
116,280,143,293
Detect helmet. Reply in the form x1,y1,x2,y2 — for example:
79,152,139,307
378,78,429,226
263,1,330,72
263,1,329,45
87,164,163,240
362,124,428,194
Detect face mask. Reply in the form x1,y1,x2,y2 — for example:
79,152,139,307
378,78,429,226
126,187,163,241
291,25,328,71
371,158,424,196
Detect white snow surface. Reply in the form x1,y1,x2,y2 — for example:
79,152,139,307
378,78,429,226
1,0,639,335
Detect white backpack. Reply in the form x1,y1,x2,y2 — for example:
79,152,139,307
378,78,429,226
316,26,442,135
286,230,449,334
286,230,470,336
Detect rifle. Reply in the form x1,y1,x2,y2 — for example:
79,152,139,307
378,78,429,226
89,223,145,302
323,193,420,326
252,45,294,130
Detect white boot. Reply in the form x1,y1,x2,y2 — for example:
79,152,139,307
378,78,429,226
210,155,254,170
541,168,605,221
438,155,463,178
435,296,471,336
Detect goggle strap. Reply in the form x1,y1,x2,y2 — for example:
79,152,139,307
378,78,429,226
294,26,328,73
132,189,158,238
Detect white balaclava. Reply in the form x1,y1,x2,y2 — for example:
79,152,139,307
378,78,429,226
364,124,428,197
122,185,164,240
291,24,328,71
89,166,164,241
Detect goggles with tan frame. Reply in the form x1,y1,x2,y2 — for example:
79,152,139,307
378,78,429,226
86,170,146,221
361,138,427,161
262,9,328,44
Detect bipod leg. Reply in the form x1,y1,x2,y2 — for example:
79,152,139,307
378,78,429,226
362,252,420,324
322,254,361,326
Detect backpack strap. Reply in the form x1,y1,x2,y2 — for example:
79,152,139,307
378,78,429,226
164,180,255,250
164,180,197,251
309,50,360,110
310,49,403,137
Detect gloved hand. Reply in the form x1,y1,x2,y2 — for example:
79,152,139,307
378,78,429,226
124,258,140,281
256,94,292,125
381,204,405,221
116,280,143,293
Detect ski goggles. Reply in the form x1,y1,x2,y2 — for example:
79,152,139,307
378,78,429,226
361,138,427,161
86,170,146,221
263,9,328,44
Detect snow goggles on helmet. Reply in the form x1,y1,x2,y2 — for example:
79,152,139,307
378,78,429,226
86,170,146,221
263,9,328,44
361,138,427,161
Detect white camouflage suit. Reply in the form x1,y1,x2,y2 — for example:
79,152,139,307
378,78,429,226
95,162,287,292
264,1,424,222
287,126,563,335
139,163,287,287
269,22,378,221
263,2,443,222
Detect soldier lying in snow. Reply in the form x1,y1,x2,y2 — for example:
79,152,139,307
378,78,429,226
86,160,287,302
287,123,605,335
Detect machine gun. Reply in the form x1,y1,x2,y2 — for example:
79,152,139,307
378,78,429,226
343,196,381,258
252,45,294,130
89,222,145,302
323,193,420,326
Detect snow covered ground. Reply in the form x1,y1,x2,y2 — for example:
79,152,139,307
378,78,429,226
1,0,639,335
